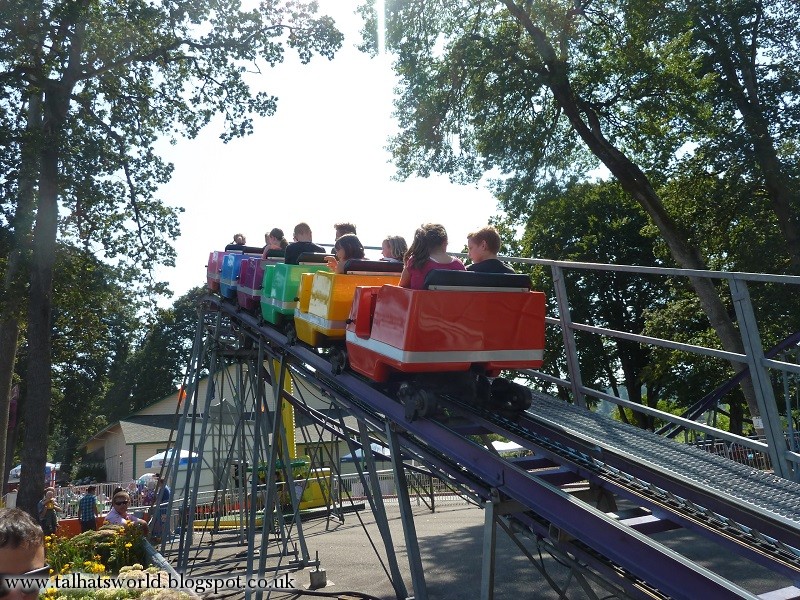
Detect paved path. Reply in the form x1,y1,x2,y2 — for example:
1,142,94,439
182,501,788,599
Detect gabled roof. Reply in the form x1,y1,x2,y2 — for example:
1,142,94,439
118,414,178,445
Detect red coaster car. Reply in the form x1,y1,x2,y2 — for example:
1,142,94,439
206,250,228,292
345,270,546,419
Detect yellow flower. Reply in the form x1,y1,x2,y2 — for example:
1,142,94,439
125,542,133,548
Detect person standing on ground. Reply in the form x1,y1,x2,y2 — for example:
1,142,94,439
151,475,171,542
37,487,62,537
78,485,100,532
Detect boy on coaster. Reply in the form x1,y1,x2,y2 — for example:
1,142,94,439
466,226,516,274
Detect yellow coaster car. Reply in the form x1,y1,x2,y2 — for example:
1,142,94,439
293,260,403,352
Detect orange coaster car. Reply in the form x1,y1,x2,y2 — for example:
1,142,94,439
293,260,403,371
345,270,545,419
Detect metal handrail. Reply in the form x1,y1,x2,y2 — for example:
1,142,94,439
489,256,800,480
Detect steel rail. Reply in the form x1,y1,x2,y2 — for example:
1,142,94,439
202,296,782,598
442,394,800,581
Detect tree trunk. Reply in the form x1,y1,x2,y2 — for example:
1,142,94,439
15,0,85,512
0,90,42,498
16,96,61,516
729,395,744,437
562,97,761,424
0,322,20,498
504,0,763,425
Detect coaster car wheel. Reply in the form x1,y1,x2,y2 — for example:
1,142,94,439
284,322,297,346
398,383,438,421
490,378,533,412
329,347,348,375
414,388,438,418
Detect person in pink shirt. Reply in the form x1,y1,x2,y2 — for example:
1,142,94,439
399,223,465,290
104,490,149,534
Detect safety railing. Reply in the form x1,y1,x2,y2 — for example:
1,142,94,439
333,469,475,509
46,481,146,519
145,468,472,546
484,255,800,481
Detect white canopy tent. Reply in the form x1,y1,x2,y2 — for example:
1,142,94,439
144,449,199,469
340,443,391,463
491,441,523,455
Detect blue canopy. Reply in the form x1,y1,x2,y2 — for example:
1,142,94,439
340,443,391,463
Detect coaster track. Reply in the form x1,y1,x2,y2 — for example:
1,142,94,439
170,295,800,600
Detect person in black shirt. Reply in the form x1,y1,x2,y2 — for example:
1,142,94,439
284,222,326,264
466,226,516,274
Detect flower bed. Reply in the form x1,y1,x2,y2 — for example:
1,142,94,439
44,523,190,599
46,523,147,575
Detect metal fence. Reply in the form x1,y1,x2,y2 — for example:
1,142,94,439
333,469,475,509
693,437,772,471
488,254,800,481
125,467,474,548
46,482,142,519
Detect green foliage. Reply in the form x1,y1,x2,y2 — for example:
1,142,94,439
2,0,343,511
44,529,185,599
46,523,146,575
1,0,344,293
103,286,207,419
72,461,107,483
371,0,800,270
60,254,138,465
513,180,674,426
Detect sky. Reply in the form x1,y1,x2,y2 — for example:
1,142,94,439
154,0,499,301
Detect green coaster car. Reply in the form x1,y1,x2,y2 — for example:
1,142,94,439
260,257,331,327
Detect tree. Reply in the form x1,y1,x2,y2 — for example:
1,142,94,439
0,0,343,513
682,0,800,272
519,180,670,428
6,243,142,483
364,0,792,428
49,247,142,476
104,286,207,420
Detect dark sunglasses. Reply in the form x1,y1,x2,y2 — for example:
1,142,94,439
114,500,129,506
0,565,50,596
